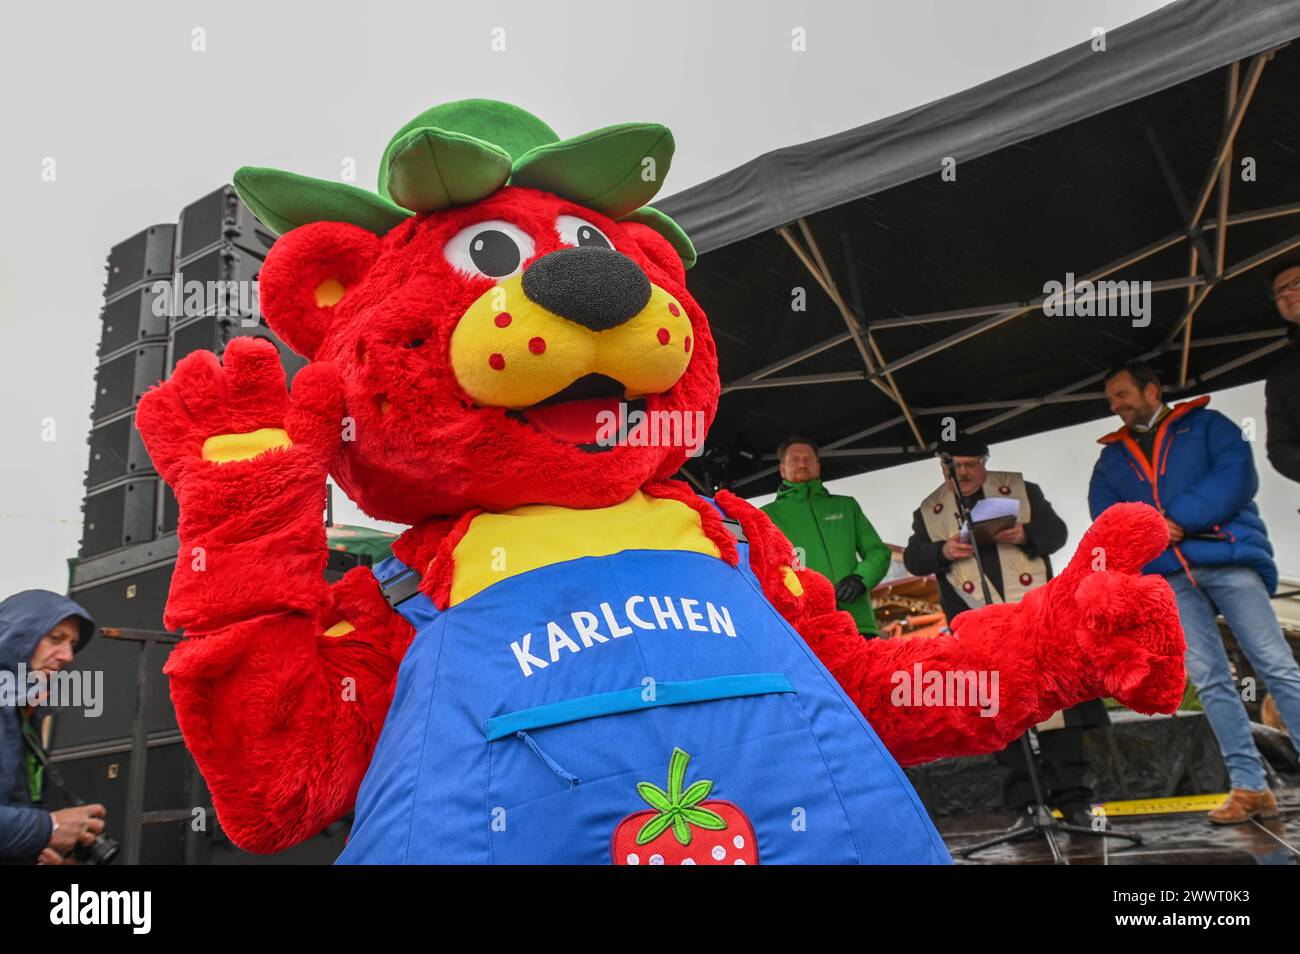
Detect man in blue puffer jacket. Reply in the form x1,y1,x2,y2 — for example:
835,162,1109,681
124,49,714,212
1090,360,1300,824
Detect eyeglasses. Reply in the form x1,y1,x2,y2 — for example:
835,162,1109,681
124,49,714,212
1271,276,1300,300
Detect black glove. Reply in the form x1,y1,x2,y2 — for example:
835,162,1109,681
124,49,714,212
834,575,867,605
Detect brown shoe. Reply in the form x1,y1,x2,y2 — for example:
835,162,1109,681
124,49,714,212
1207,788,1280,825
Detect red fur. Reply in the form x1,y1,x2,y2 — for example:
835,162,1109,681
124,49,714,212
136,342,345,631
619,221,686,288
136,177,1187,854
427,510,481,610
734,500,1186,766
645,479,739,567
260,187,722,524
160,568,412,853
714,490,802,621
258,222,382,359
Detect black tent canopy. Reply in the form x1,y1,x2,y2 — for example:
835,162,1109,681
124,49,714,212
658,0,1300,494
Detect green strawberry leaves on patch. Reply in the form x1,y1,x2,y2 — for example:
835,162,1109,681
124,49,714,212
680,807,727,830
680,780,712,806
636,782,672,813
637,812,675,845
634,747,730,846
668,745,689,797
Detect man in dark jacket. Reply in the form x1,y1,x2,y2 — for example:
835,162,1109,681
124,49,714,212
1266,257,1300,483
904,434,1103,827
761,436,891,637
1091,361,1300,824
0,590,106,863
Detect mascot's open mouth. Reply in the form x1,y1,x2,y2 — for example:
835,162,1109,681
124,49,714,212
508,373,646,451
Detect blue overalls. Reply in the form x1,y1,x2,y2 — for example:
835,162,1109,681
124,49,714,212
336,510,951,864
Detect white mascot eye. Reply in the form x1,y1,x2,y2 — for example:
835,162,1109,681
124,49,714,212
443,220,536,279
555,215,613,250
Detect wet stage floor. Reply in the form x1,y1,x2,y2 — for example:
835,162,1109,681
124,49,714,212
939,788,1300,864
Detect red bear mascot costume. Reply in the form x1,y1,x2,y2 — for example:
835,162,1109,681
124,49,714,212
136,99,1185,864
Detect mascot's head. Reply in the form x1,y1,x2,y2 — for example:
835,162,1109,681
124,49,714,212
236,99,715,524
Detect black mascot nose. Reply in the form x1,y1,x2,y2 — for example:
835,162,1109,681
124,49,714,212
521,246,651,331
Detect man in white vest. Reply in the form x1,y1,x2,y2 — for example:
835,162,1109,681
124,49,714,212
903,434,1107,828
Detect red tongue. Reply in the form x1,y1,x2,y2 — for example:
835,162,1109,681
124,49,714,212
524,396,623,444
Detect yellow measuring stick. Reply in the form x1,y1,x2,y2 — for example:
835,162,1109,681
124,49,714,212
1048,794,1231,818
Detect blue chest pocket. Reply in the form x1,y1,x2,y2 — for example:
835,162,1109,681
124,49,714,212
484,673,861,865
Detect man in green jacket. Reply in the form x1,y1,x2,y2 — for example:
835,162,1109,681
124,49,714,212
760,436,892,637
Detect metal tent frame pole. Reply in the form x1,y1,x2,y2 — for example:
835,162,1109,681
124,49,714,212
727,200,1299,395
724,328,1287,490
718,48,1298,487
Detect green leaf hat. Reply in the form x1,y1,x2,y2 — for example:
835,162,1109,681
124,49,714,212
233,98,696,269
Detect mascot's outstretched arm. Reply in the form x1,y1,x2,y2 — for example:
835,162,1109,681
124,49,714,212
136,336,411,852
715,491,1186,767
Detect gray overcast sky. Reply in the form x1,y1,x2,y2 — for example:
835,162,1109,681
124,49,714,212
5,0,1294,597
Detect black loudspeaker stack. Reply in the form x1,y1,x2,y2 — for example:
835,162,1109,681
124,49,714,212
61,187,362,864
81,186,304,558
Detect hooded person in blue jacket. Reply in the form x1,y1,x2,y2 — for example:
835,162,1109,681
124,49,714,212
1090,360,1300,825
0,590,104,863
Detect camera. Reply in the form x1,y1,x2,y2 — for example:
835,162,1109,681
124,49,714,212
72,833,119,865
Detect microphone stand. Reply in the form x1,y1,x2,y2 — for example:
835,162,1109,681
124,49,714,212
933,454,1141,863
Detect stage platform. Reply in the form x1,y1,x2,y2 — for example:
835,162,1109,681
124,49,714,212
901,709,1300,864
938,789,1300,864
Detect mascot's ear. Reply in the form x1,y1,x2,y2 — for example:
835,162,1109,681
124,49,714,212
621,221,686,288
259,221,382,359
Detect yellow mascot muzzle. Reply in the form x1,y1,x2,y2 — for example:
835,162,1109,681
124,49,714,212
449,247,693,409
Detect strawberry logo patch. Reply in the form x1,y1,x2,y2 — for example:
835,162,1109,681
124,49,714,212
611,747,758,865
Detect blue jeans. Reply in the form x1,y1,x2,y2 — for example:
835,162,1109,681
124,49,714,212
1167,565,1300,790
